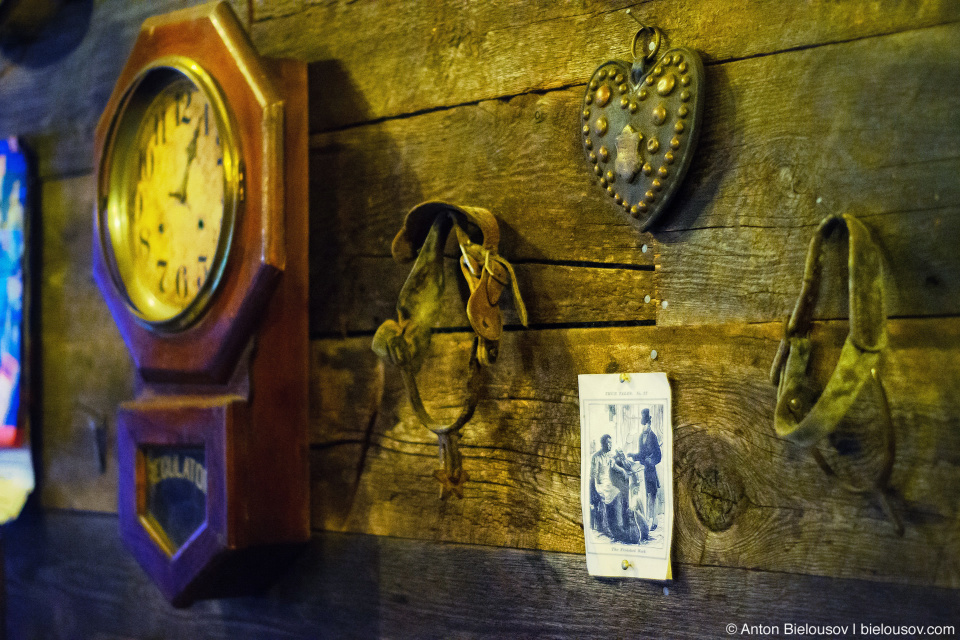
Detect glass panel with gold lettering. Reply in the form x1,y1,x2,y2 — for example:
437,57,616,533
141,446,207,555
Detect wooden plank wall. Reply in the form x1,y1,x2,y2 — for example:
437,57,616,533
2,0,959,636
6,510,960,639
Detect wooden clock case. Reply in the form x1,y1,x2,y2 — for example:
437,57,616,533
92,2,309,606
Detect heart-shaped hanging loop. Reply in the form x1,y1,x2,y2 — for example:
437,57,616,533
581,17,704,231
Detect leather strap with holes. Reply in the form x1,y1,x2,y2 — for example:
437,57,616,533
770,213,902,535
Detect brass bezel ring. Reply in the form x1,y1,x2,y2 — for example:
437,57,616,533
97,55,242,334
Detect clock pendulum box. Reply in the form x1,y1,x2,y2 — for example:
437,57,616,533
92,2,309,606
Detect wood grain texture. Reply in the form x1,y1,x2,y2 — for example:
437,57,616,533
312,255,658,336
39,176,131,513
311,317,960,587
656,21,960,325
305,20,960,326
5,510,959,639
251,0,960,130
308,86,660,268
15,5,960,638
9,0,956,176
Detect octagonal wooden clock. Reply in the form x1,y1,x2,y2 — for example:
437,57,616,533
93,2,308,606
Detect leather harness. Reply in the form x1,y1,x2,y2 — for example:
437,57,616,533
372,202,527,498
770,213,902,535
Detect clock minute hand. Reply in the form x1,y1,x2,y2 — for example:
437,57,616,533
168,126,201,204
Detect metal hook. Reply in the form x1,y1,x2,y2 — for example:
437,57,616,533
76,402,108,474
625,8,649,29
626,9,662,61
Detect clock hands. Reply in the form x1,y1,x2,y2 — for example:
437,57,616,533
168,125,200,204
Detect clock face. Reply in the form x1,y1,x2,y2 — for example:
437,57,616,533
130,76,224,318
100,64,239,329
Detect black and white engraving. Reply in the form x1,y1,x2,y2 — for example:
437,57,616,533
579,373,672,579
587,403,666,549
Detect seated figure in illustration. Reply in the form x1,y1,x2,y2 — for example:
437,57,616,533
591,434,649,543
590,434,626,540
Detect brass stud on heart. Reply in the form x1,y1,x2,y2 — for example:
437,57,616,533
581,12,704,231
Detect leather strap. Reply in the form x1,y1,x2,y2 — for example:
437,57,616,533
771,214,887,446
771,213,902,534
372,201,527,498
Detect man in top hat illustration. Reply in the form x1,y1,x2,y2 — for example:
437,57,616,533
628,407,661,531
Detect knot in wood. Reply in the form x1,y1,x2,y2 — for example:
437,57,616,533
690,464,744,532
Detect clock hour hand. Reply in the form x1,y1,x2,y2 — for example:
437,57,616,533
168,126,200,204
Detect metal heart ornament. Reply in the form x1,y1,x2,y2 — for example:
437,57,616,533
582,40,704,231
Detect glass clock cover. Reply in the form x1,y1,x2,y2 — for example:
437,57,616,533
101,64,238,330
142,445,207,554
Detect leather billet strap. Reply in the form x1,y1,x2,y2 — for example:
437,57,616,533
771,213,887,446
372,201,527,497
770,213,902,534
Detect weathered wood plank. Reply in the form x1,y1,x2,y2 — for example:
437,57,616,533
37,171,658,353
0,0,249,179
311,255,658,336
308,86,660,268
657,21,960,324
308,21,960,321
5,510,959,639
4,512,960,640
11,0,957,178
38,177,132,514
656,208,960,325
251,0,960,130
310,317,960,587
